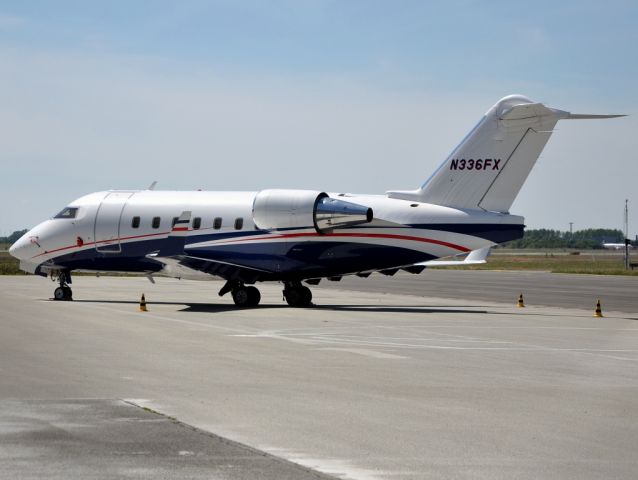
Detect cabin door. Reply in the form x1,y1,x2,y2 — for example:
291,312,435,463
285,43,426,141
94,192,134,253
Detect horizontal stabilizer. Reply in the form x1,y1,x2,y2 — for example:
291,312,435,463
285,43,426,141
565,113,627,120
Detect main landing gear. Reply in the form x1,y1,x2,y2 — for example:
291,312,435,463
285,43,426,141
283,281,312,307
219,280,261,307
52,270,73,301
219,279,314,307
232,286,261,307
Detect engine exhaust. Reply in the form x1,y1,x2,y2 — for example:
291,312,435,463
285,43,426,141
314,196,373,233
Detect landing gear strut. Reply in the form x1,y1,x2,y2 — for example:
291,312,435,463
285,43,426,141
219,280,261,307
52,270,72,301
283,281,312,307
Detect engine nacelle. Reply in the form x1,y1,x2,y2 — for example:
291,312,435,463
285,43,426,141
252,189,373,234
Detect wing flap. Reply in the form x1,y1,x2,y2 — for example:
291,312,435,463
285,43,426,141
147,252,273,282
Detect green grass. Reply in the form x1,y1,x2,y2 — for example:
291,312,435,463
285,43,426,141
0,252,23,275
444,251,638,275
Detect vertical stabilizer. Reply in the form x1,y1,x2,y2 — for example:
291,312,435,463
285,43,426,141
387,95,624,212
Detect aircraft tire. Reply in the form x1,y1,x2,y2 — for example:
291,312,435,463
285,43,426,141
246,286,261,306
284,286,312,307
232,286,260,307
54,287,66,301
54,286,72,301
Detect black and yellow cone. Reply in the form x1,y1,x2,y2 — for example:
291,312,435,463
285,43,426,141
517,293,525,308
139,294,148,312
594,299,603,317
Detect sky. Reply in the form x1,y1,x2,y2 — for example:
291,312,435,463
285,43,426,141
0,0,637,236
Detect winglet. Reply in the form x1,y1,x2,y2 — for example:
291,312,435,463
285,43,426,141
147,181,158,191
464,246,491,263
417,246,491,267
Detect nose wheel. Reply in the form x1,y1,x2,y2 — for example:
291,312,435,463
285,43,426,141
54,286,73,301
52,271,73,301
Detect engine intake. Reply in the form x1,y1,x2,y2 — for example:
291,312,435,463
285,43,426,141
253,189,373,234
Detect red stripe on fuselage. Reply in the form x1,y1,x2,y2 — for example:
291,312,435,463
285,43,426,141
209,231,470,252
32,229,470,261
32,230,172,259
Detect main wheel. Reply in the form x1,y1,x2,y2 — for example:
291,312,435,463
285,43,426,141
245,286,261,307
54,287,66,300
284,286,312,307
232,287,250,307
232,287,261,307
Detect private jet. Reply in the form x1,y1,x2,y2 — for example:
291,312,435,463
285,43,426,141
9,95,623,306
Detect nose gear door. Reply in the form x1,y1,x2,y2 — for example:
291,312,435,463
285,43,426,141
94,192,134,253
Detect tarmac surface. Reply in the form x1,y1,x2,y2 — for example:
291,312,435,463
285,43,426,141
317,269,638,313
1,274,637,479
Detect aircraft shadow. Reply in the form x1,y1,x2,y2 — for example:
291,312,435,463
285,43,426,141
180,303,281,313
314,305,488,314
69,299,487,315
56,299,638,320
68,299,279,313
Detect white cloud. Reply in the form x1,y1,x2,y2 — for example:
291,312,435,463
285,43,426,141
515,26,552,52
0,14,25,29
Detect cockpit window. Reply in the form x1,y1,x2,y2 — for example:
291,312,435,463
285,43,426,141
54,207,78,219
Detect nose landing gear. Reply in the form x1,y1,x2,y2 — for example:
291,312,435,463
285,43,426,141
52,271,73,301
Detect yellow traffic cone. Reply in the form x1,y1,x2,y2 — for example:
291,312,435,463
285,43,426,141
594,299,603,317
517,293,525,308
139,294,148,312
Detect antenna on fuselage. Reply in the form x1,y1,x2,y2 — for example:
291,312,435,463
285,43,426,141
147,181,158,190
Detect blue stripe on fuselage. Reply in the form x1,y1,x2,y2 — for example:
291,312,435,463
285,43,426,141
38,222,520,279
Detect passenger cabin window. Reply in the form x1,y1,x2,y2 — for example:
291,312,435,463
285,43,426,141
234,218,243,230
152,217,161,229
131,216,140,228
193,217,201,230
213,217,222,230
54,207,78,219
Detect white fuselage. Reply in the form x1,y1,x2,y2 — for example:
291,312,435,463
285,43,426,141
10,189,524,282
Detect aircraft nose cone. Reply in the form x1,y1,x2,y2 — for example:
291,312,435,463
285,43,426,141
8,235,29,260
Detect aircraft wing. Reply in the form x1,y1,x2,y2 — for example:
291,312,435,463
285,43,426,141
147,253,273,282
417,246,491,267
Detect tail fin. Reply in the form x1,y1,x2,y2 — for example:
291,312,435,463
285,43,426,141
387,95,624,213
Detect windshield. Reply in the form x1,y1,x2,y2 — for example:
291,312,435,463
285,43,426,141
53,207,78,219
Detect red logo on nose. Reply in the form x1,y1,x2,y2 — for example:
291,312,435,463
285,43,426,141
76,237,84,247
